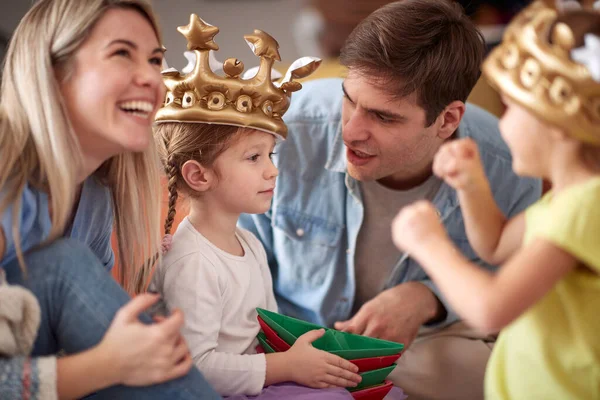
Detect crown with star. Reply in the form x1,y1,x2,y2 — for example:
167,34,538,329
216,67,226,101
155,14,321,139
483,0,600,145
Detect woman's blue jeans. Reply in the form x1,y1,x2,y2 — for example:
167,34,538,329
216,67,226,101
3,238,221,399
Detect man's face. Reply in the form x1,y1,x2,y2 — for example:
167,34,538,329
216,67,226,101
341,71,446,185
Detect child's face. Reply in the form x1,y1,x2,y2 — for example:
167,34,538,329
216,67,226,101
499,97,552,179
210,129,278,215
59,8,165,161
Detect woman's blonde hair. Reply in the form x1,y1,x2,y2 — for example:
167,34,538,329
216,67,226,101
154,122,243,236
0,0,163,294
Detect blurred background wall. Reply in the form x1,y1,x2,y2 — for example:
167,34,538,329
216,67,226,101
0,0,307,70
0,0,530,70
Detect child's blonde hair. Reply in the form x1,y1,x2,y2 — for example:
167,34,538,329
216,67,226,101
154,122,246,236
0,0,163,294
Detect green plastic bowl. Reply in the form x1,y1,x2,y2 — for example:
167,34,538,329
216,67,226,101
256,308,404,359
256,332,276,353
256,308,332,349
328,330,404,359
351,364,397,391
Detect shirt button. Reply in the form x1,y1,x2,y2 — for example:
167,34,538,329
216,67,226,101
296,228,305,237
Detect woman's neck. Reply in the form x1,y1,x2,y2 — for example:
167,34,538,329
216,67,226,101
187,197,243,256
78,154,107,184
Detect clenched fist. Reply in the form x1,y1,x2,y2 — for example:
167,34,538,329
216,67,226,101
392,200,448,257
433,138,487,192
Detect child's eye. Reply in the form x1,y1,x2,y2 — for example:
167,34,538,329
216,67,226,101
248,154,260,162
114,48,131,58
269,152,277,160
149,56,163,66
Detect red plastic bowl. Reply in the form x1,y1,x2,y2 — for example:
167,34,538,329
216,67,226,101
351,380,394,400
350,354,401,373
258,315,292,351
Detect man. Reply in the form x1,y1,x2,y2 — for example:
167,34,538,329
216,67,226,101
239,1,541,398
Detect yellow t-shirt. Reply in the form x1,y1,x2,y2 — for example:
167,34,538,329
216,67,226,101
485,178,600,399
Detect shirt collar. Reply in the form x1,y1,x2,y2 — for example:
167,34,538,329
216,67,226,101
324,120,347,173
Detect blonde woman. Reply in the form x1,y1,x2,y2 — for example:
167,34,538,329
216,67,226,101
0,0,220,399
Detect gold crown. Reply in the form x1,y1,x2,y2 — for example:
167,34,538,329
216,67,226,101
155,14,321,139
483,1,600,145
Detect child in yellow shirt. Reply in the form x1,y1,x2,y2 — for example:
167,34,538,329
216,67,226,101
392,1,600,398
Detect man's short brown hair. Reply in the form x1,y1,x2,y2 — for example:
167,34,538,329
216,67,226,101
340,0,485,125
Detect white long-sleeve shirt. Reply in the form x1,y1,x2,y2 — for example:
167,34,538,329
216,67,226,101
151,217,278,396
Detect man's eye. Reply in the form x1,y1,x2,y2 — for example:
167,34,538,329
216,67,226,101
376,113,392,123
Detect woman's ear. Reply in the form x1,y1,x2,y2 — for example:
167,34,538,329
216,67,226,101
181,160,215,192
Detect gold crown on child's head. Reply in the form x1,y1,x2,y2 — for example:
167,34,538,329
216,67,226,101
483,0,600,145
155,14,321,139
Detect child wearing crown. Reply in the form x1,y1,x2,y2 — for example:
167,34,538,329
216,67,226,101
149,15,364,397
392,1,600,398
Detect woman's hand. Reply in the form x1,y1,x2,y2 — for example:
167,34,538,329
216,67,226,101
98,293,193,386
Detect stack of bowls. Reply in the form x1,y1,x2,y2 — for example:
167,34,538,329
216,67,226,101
255,308,404,400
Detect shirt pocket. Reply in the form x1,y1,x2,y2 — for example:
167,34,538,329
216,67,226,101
272,207,344,287
274,207,342,246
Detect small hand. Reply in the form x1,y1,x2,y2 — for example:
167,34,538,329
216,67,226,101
433,138,487,192
286,329,362,389
392,200,448,257
334,282,439,348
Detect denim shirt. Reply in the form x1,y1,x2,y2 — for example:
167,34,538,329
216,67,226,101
1,176,114,271
239,78,542,328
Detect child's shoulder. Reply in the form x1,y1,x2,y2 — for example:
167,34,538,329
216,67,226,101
527,177,600,272
551,177,600,214
160,220,221,273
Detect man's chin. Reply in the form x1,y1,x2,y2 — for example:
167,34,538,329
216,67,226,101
347,164,379,182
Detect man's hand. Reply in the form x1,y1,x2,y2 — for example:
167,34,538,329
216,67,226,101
334,282,444,348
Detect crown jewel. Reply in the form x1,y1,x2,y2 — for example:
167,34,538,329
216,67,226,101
155,14,321,138
483,1,600,145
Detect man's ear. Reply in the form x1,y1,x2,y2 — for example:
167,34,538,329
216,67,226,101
181,160,215,192
437,101,466,140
